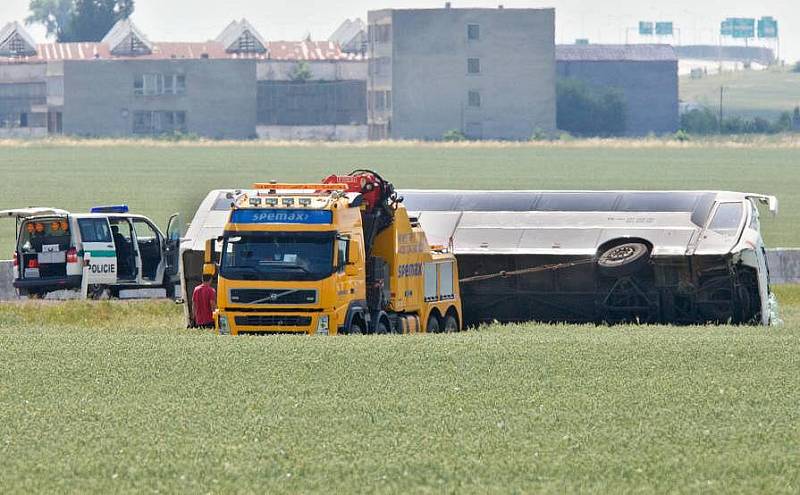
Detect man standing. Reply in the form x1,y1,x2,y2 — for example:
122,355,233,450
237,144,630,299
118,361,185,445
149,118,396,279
192,274,217,329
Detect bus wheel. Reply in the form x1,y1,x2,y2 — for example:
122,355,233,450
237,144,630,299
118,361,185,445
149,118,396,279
426,314,441,333
376,319,390,334
443,314,459,333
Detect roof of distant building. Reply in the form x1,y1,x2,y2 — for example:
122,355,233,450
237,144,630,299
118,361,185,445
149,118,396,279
556,44,677,62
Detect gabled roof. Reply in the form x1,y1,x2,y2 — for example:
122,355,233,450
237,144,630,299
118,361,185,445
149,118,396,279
216,19,267,54
101,19,152,56
0,21,37,56
329,18,366,47
556,44,677,62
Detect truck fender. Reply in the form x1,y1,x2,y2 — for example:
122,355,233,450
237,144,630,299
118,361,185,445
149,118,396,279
341,299,368,334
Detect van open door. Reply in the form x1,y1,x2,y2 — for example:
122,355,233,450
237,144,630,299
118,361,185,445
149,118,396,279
164,213,181,279
76,217,118,285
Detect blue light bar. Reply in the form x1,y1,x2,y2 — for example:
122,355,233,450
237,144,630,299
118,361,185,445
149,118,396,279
90,205,129,214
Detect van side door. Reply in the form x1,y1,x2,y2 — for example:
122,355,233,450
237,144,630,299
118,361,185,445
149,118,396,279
77,218,118,284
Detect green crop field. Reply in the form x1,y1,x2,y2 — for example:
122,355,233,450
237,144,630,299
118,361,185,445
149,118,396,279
681,68,800,120
1,141,799,492
0,286,798,493
0,140,798,252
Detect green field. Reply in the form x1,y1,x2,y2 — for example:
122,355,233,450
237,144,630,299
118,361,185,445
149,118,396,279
1,286,798,493
1,141,799,492
0,141,798,251
681,68,800,120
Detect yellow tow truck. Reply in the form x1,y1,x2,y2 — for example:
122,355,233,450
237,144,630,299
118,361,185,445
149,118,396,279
204,170,461,335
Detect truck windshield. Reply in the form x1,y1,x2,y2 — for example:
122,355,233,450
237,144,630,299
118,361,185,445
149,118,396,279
220,232,335,281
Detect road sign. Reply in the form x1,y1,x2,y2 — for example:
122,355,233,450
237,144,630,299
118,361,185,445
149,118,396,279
639,21,654,36
575,38,589,45
758,17,778,38
733,18,755,38
721,19,733,36
655,22,673,36
721,18,755,38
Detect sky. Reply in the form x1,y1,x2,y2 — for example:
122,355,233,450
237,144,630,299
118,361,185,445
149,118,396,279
1,0,797,62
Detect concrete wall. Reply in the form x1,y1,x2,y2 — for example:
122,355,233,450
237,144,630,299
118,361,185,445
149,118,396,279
257,60,367,81
557,60,679,136
63,59,257,139
0,261,14,300
369,8,556,141
675,45,775,65
256,125,367,141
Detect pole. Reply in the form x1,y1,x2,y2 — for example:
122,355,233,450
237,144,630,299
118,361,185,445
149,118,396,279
719,86,724,134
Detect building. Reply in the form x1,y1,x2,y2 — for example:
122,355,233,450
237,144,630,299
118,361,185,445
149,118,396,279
367,6,556,140
556,44,679,136
329,18,367,55
0,19,367,140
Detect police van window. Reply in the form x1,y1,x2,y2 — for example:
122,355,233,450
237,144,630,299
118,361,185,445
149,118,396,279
133,219,158,241
78,219,112,243
709,203,744,235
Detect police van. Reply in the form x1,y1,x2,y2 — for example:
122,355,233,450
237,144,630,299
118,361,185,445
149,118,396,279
2,206,181,297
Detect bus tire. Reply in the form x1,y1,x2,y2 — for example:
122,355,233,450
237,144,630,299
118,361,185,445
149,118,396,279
597,242,650,277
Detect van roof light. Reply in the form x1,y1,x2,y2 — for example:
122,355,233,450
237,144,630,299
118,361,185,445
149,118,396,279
91,205,129,214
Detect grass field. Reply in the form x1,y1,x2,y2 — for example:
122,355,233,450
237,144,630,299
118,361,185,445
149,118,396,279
0,140,798,251
0,286,798,493
681,68,800,120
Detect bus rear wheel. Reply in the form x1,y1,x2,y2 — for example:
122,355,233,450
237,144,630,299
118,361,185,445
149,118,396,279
443,314,459,333
426,314,441,333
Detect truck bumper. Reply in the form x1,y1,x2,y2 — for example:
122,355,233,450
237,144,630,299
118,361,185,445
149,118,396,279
216,311,334,336
14,275,82,291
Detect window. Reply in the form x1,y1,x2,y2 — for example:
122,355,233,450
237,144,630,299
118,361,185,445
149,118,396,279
78,219,111,243
370,90,392,112
439,262,455,299
133,111,188,135
467,58,481,74
709,203,744,235
468,90,481,108
134,74,186,96
369,24,392,43
337,238,348,271
467,24,480,41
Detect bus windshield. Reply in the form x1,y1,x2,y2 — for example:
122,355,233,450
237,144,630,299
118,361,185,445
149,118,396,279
220,232,335,281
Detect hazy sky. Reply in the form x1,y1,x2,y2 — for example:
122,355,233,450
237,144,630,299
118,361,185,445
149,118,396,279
2,0,797,62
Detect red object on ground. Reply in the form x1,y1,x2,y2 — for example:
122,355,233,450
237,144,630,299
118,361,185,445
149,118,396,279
322,172,383,211
192,284,216,326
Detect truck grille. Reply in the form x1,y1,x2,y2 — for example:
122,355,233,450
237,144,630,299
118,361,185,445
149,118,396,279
234,315,312,327
230,289,317,305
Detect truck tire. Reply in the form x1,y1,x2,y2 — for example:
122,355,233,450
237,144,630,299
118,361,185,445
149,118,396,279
347,321,364,335
443,314,459,333
597,242,650,277
376,320,390,334
426,314,441,333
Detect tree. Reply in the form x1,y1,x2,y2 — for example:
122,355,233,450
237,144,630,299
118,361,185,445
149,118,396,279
289,61,313,83
556,79,627,137
26,0,135,42
25,0,73,41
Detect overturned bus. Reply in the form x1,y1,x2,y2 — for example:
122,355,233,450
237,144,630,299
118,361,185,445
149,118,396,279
182,189,778,327
402,190,778,326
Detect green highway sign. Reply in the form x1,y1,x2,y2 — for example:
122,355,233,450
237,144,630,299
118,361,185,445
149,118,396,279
721,17,756,38
639,21,654,36
575,38,589,45
758,17,778,38
655,22,673,36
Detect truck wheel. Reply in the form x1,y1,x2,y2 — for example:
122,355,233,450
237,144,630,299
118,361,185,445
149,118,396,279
426,314,441,333
597,242,650,277
347,321,364,335
376,320,390,334
443,314,459,333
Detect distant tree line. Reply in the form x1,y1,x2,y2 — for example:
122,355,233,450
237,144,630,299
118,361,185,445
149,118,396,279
680,107,796,135
26,0,134,42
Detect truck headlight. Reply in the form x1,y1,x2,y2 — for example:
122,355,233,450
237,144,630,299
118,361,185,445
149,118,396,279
218,315,230,335
316,315,329,335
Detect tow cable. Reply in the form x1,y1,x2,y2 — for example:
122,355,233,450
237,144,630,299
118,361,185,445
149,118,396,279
459,258,595,284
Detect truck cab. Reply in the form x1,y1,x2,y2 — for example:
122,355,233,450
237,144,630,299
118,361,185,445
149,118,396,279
208,172,462,335
4,206,181,297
